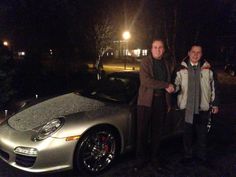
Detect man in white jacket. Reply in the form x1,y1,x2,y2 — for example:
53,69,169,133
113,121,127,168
174,44,219,165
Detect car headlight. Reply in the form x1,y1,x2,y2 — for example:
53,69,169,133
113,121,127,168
34,118,64,141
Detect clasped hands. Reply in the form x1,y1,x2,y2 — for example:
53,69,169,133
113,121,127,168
165,84,175,93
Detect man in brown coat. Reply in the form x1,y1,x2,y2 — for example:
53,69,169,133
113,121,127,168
136,39,174,169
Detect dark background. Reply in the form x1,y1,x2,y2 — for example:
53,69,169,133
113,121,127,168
0,0,236,107
0,0,236,60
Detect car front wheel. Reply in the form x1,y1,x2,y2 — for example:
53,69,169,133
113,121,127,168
74,127,120,175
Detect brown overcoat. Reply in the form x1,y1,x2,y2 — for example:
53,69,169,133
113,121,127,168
137,55,172,107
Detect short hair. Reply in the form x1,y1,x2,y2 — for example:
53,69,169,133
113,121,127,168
151,38,166,49
152,38,165,44
188,42,203,52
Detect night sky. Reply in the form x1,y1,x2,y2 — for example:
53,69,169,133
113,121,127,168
0,0,235,60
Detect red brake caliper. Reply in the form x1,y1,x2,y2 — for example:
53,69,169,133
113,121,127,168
101,136,110,153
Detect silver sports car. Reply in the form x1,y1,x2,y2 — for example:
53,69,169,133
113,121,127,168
0,72,183,175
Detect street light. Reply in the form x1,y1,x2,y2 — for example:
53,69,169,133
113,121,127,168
122,31,131,41
122,31,131,70
3,41,9,47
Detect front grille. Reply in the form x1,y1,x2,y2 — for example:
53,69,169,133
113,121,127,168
0,148,9,160
15,154,36,167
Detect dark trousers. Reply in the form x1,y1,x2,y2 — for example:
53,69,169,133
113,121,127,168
136,95,167,160
183,111,209,160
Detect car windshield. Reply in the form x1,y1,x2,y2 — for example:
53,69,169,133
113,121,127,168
79,73,139,103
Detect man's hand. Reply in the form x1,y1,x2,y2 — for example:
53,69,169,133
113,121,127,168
165,84,175,93
212,106,219,114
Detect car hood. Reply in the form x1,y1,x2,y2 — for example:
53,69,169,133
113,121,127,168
8,93,105,131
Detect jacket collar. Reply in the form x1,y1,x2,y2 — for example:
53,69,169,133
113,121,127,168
181,57,211,69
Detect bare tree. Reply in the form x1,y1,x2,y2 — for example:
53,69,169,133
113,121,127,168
93,17,114,58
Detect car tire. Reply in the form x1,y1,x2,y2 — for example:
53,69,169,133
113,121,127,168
74,126,120,175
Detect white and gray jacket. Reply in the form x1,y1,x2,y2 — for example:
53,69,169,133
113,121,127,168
174,59,219,111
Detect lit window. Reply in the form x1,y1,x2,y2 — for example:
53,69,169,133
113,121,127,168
133,49,141,57
142,49,148,56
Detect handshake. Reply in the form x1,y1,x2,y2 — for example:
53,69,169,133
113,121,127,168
165,84,175,93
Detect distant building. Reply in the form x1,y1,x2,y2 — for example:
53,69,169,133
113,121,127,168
112,40,148,59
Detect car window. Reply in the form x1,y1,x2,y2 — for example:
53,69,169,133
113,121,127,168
80,74,138,103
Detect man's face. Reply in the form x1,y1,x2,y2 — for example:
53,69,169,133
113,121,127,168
151,41,165,59
188,46,202,64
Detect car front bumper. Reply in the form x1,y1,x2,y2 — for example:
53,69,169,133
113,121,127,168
0,122,78,173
